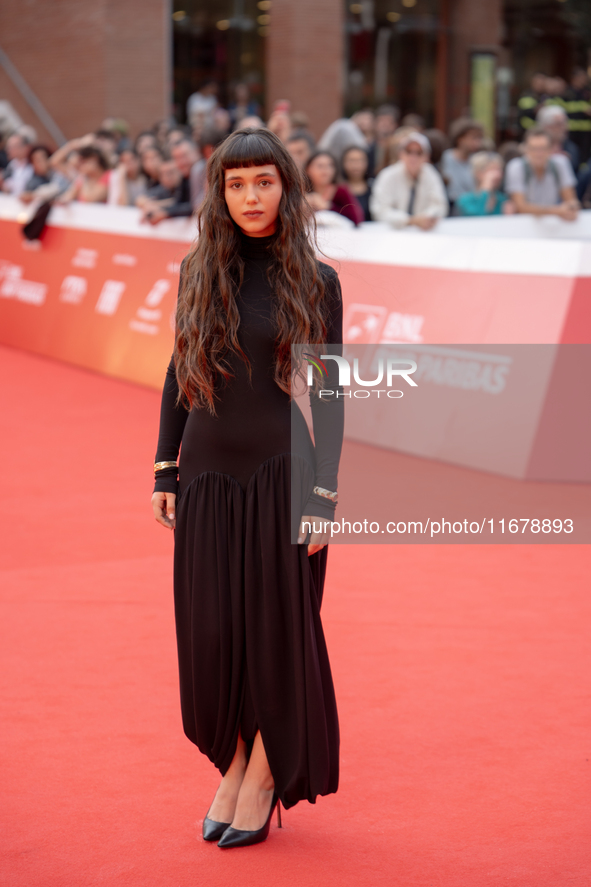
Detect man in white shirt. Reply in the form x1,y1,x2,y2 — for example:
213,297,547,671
1,132,33,198
505,128,579,220
369,132,448,230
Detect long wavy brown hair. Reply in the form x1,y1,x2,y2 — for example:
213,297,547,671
173,127,331,414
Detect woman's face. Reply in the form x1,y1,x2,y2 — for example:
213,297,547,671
31,149,49,176
80,156,101,178
307,155,336,189
224,164,283,237
342,149,367,180
121,150,141,178
141,148,162,178
136,134,156,155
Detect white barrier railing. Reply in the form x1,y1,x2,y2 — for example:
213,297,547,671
2,195,591,277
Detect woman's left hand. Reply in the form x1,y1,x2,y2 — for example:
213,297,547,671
298,515,331,555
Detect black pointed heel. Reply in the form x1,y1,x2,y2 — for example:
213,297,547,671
203,812,233,842
217,789,280,848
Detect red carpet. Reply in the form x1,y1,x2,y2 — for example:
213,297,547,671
1,343,590,886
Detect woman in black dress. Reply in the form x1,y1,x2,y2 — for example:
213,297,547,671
151,128,344,848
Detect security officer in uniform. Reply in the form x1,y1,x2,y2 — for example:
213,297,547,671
564,68,591,166
517,73,548,133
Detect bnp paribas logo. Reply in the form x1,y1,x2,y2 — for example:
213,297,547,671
303,352,418,398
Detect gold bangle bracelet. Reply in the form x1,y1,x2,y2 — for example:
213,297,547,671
313,485,338,503
154,461,178,472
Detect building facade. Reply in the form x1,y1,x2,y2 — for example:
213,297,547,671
0,0,170,146
0,0,590,145
173,0,591,139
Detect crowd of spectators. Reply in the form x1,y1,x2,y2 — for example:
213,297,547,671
1,69,590,236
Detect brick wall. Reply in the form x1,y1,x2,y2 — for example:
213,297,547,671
266,0,344,140
0,0,170,147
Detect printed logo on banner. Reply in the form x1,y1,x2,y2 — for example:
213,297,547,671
343,304,425,345
59,276,87,304
95,280,126,316
380,312,424,344
371,345,512,395
112,254,137,267
72,248,98,269
0,262,47,306
167,261,182,274
129,279,171,336
343,304,387,343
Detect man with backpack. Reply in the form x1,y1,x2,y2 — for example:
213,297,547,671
505,128,579,221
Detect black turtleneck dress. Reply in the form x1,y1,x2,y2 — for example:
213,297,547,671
152,231,344,810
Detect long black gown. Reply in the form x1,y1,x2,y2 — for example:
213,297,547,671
153,230,344,811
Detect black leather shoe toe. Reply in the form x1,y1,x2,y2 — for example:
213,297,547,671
217,791,279,848
203,814,232,842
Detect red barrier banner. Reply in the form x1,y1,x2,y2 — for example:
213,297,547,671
0,206,189,389
338,262,575,346
314,219,591,347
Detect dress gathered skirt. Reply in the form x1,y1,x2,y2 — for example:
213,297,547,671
153,231,344,811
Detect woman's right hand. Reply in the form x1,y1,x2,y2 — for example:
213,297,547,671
152,491,176,529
